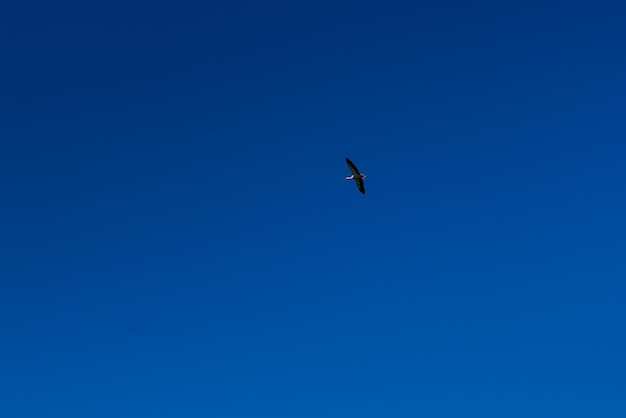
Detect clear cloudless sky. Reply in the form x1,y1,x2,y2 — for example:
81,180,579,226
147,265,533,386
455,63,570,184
2,1,625,417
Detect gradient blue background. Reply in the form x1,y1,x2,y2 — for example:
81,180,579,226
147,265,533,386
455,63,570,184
2,1,625,416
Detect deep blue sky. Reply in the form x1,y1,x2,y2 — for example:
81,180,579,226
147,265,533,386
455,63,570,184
2,1,626,416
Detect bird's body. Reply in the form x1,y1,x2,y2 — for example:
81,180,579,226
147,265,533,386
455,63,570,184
344,157,366,194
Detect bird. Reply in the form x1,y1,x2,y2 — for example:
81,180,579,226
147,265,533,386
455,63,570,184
344,157,366,194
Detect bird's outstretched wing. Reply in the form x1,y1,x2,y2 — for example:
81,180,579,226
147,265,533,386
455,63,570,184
355,177,366,194
345,157,361,177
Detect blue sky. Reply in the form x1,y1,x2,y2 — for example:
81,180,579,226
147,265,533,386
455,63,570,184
2,1,625,416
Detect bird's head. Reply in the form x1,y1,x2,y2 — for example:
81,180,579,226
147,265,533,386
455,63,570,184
361,174,367,179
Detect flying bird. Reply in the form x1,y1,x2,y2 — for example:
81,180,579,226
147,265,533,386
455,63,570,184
344,157,366,194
